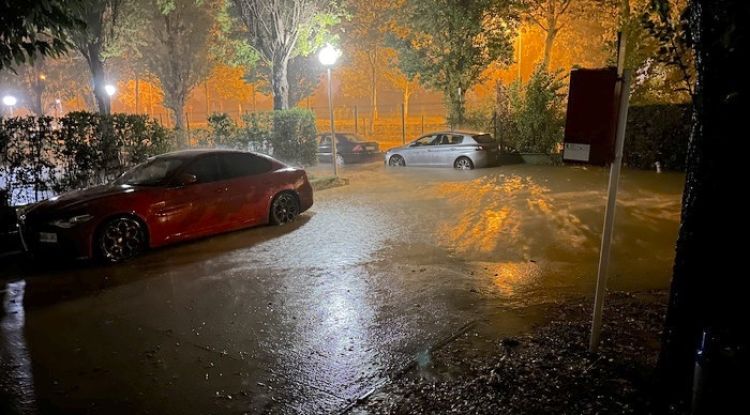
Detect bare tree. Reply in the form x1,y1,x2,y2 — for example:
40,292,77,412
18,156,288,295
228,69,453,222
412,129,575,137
140,0,215,145
233,0,326,110
343,0,399,129
522,0,575,70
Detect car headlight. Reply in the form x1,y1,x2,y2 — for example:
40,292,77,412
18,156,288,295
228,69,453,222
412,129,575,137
50,214,94,229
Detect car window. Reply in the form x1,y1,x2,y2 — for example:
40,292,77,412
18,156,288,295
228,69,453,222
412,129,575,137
437,134,464,145
472,134,496,144
220,153,273,179
319,134,343,145
183,155,221,183
115,157,185,186
412,135,438,146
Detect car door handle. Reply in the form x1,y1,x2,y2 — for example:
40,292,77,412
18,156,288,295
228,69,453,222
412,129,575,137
216,187,228,193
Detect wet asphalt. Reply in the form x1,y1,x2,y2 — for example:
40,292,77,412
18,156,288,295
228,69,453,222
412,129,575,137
1,161,684,414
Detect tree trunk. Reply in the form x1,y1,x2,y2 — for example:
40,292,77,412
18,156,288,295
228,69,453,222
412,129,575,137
403,82,410,121
205,81,210,115
271,57,290,110
29,80,44,116
170,102,187,148
87,45,109,114
657,0,746,412
542,1,557,72
447,86,465,129
135,76,140,114
370,48,378,132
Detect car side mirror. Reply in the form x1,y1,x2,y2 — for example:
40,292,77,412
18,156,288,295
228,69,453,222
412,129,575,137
177,173,197,186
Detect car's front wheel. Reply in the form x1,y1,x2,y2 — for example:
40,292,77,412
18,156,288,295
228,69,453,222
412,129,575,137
97,216,146,262
270,192,300,225
388,155,405,167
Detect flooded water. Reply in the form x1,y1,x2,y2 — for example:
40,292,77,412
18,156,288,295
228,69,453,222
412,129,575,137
1,162,684,414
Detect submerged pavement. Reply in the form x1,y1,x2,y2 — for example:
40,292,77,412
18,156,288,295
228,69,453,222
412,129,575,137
1,162,684,414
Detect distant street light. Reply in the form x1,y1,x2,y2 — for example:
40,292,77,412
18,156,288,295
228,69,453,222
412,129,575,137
3,95,17,116
104,84,116,114
318,44,342,177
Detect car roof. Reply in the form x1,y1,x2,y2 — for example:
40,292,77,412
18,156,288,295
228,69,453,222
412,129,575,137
429,130,488,136
155,148,252,159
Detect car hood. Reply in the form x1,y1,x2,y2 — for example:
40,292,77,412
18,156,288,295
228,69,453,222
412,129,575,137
386,145,409,153
28,184,141,215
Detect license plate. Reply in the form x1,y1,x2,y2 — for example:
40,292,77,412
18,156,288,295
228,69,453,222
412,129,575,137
39,232,58,243
366,146,375,151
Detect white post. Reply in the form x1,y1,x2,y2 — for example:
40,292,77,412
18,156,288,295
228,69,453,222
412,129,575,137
589,69,631,352
327,67,338,177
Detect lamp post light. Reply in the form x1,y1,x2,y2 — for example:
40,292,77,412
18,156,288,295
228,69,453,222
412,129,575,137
2,95,17,116
318,44,342,177
105,84,116,114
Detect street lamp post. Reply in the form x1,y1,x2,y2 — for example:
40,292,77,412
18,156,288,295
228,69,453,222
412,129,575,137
105,84,116,114
3,95,17,116
319,44,342,177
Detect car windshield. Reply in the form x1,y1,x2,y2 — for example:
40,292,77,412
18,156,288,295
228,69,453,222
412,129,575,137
472,134,496,144
114,158,185,186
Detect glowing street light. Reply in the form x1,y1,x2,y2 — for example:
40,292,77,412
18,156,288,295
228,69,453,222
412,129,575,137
318,44,342,176
105,84,116,96
3,95,17,116
318,44,342,66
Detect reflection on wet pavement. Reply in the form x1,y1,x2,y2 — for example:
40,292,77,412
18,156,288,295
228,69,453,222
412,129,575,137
0,163,684,414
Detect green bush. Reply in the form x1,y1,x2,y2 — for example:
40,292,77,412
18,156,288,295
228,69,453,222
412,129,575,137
239,112,273,152
207,113,240,148
624,104,690,171
0,112,174,204
512,66,566,153
269,108,318,166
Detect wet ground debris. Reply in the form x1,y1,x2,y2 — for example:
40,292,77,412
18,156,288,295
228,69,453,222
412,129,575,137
359,291,668,415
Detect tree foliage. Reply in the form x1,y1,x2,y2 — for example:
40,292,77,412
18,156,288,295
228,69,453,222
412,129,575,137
69,0,128,114
232,0,337,110
0,0,83,71
0,55,89,115
391,0,518,126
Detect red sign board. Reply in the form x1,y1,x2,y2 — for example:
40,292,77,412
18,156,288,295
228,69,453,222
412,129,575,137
563,68,619,166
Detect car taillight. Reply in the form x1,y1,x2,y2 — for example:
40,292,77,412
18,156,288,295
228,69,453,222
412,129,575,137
352,144,363,152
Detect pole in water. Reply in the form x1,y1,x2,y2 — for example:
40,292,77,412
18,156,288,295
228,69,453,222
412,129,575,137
589,32,630,352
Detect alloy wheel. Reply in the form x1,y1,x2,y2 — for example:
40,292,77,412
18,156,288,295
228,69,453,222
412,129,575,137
99,217,145,262
271,193,300,225
455,157,474,170
389,155,405,167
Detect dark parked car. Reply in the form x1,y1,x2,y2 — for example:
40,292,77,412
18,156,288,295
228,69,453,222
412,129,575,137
317,133,380,165
17,149,313,262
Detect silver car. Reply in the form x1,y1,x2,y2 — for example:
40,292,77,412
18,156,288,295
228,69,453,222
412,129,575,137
385,131,500,169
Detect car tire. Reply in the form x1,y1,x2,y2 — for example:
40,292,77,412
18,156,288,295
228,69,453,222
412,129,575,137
454,156,474,170
270,192,300,225
96,216,147,263
388,155,406,167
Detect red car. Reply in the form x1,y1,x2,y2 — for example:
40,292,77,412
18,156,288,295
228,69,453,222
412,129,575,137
17,149,314,262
